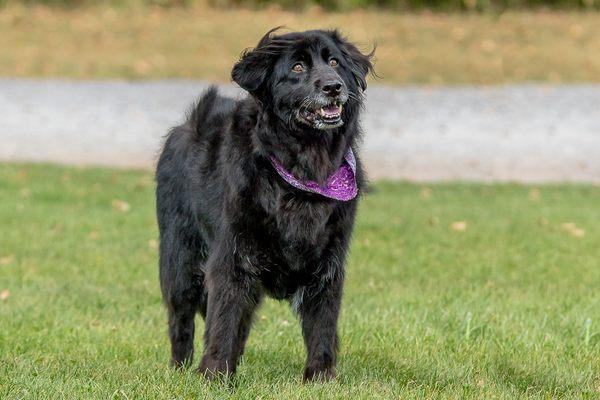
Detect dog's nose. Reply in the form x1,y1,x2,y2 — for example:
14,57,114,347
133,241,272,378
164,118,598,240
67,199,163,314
321,81,343,97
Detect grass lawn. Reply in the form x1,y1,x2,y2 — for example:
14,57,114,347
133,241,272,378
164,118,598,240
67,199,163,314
1,5,600,85
0,163,599,399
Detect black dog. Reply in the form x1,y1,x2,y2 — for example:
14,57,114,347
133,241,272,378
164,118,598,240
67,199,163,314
156,28,374,382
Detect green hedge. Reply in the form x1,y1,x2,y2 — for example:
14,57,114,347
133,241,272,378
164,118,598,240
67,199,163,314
1,0,195,6
2,0,598,10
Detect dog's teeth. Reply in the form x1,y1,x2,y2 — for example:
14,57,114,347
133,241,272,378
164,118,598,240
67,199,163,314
314,105,342,122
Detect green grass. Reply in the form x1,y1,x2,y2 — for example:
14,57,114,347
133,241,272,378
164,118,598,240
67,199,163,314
0,163,599,399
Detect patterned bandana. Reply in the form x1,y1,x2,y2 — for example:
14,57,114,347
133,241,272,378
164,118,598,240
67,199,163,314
269,149,358,201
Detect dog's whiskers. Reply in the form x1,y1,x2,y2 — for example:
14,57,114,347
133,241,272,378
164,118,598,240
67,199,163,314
347,91,362,102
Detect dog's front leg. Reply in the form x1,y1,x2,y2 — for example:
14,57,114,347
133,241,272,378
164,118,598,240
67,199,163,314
298,275,343,382
198,264,261,379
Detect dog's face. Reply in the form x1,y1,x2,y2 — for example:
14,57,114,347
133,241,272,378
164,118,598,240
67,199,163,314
232,29,374,131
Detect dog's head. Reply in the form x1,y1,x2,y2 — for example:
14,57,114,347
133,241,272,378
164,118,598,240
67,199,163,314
232,28,374,131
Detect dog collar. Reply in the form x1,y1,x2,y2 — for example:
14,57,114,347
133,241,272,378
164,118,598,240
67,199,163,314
269,149,358,201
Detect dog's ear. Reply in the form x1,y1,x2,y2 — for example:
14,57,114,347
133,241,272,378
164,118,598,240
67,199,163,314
231,27,283,94
331,31,375,92
231,48,269,94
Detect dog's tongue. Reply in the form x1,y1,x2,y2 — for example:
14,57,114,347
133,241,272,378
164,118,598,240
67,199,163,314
322,104,341,116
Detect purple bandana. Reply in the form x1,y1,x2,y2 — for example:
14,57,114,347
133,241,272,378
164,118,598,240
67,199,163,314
269,149,358,201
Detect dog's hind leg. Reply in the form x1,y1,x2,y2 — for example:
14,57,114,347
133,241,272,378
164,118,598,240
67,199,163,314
159,226,208,368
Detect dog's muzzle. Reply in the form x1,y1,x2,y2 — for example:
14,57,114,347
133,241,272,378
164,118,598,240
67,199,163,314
296,99,346,130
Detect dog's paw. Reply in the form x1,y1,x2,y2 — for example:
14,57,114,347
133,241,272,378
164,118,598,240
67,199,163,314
170,358,192,370
302,366,336,383
198,356,233,381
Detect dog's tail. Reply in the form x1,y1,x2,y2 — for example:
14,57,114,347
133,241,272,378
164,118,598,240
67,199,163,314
187,85,219,138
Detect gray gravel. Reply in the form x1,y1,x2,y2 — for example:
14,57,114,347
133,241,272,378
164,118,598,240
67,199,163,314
1,78,599,183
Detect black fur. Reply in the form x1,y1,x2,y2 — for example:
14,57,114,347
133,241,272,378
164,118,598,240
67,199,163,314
156,28,374,382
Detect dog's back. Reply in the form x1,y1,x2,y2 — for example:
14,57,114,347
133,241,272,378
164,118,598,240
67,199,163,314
155,87,236,353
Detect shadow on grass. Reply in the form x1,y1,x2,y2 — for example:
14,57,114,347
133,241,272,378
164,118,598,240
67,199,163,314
493,359,591,397
341,349,593,396
340,349,454,387
162,344,593,397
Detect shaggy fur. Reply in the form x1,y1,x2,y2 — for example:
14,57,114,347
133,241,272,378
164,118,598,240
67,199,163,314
156,28,374,382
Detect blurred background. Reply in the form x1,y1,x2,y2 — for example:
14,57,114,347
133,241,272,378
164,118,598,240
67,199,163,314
2,1,600,398
0,0,599,181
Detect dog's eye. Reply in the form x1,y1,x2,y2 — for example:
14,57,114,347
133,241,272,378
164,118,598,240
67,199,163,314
292,63,305,73
329,58,339,67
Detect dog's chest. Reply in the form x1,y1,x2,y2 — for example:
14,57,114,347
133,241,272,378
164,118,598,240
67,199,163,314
275,192,335,244
257,238,328,301
249,190,335,299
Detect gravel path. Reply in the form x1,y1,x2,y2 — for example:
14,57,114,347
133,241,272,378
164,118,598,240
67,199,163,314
1,79,599,183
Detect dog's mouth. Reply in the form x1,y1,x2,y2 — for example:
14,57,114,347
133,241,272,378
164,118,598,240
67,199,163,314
297,101,344,130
